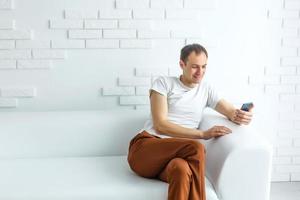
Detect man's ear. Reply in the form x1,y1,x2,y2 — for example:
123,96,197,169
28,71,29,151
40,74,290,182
179,60,185,69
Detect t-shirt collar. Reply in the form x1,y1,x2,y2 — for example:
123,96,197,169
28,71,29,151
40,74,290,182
177,75,199,90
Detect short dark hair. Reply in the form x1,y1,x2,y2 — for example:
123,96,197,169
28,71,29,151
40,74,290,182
180,44,208,64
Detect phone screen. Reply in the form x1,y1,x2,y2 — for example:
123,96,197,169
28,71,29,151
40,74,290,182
241,103,253,111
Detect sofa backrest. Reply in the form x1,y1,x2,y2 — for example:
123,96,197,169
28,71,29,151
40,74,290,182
0,109,149,159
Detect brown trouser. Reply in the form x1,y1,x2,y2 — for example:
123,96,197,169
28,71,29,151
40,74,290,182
127,131,206,200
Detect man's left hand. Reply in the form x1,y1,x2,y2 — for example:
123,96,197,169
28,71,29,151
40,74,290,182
231,108,253,125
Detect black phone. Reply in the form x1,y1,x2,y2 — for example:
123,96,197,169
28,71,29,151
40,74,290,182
241,102,254,112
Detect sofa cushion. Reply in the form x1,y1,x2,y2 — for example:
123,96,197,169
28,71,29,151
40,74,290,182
0,110,148,158
0,156,219,200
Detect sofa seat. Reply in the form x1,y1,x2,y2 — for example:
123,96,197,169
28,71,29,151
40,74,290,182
0,155,219,200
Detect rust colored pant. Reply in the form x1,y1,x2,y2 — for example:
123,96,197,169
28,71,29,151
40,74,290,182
127,131,206,200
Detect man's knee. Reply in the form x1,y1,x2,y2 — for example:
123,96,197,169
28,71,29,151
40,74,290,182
168,158,192,181
186,140,206,155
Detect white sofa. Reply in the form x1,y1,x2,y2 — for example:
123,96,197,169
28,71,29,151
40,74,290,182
0,108,272,200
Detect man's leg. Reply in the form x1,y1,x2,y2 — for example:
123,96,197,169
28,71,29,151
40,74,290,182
158,158,192,200
127,131,206,200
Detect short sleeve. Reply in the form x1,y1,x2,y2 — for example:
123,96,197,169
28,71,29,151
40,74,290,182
150,76,168,96
206,84,221,109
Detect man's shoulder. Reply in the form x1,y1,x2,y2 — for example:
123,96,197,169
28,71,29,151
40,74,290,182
200,81,210,87
153,76,178,83
199,81,219,94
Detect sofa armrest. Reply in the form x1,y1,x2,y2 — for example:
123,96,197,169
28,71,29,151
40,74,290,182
198,109,273,200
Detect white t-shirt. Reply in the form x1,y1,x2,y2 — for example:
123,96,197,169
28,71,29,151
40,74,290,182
141,76,221,138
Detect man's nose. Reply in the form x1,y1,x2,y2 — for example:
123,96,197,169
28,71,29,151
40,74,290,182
196,68,202,74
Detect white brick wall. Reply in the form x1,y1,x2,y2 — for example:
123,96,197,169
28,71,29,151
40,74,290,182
0,30,32,39
103,30,136,38
51,40,85,49
273,156,292,164
118,20,153,30
271,172,290,182
16,40,50,49
64,9,98,19
135,67,168,76
17,60,52,69
280,94,300,102
291,173,300,181
68,30,102,39
278,148,300,156
171,29,202,38
282,38,300,47
86,39,119,49
281,75,300,84
0,60,16,69
284,1,300,9
116,0,149,9
166,9,198,19
120,96,149,105
85,20,118,29
268,9,299,19
265,66,296,75
0,98,17,107
118,77,151,86
0,87,36,97
0,0,13,9
138,30,170,38
294,157,300,164
275,138,293,147
265,85,295,94
283,19,300,28
135,86,149,95
85,39,119,48
102,87,135,95
248,75,280,84
49,20,83,29
100,9,132,19
150,0,183,8
278,130,300,138
0,0,299,183
32,50,66,59
280,28,298,37
0,50,31,59
276,165,300,173
185,0,216,9
120,39,152,48
133,9,164,19
0,40,14,49
135,105,150,111
261,0,300,182
0,19,15,29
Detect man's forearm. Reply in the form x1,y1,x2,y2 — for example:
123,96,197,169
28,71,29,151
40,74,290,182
215,99,236,121
154,120,204,139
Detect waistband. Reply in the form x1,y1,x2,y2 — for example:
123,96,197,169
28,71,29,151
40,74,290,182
130,130,161,146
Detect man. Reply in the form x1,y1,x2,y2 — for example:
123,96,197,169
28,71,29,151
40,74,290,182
127,44,253,200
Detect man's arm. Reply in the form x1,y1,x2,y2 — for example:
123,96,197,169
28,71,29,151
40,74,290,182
215,99,253,125
150,90,231,139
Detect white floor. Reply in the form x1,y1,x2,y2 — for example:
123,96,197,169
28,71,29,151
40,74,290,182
270,182,300,200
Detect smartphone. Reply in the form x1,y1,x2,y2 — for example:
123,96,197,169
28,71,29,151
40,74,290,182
241,102,254,112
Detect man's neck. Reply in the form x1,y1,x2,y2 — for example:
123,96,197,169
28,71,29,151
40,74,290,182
180,75,198,88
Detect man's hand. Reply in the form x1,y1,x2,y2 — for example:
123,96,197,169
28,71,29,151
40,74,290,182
230,108,253,125
215,99,254,126
202,126,232,140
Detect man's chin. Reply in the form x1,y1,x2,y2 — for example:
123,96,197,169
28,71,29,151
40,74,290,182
192,78,202,83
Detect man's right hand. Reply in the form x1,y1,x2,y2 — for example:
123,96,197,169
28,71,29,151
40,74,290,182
202,126,232,140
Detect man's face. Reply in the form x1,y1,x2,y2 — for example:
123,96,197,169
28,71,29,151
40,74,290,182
180,51,207,84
